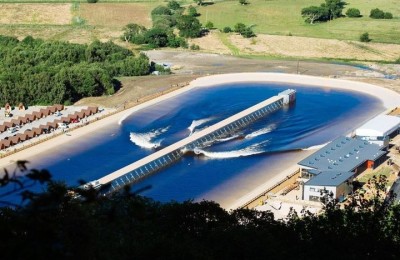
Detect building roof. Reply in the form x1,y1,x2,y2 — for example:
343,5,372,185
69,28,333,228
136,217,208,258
305,171,354,187
298,136,386,172
355,114,400,137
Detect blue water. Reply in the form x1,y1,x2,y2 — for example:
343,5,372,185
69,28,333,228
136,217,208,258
2,82,383,206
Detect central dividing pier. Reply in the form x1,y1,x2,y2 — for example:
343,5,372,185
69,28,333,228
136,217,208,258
86,89,296,194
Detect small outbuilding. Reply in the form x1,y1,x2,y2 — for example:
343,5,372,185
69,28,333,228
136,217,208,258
355,114,400,147
302,170,354,202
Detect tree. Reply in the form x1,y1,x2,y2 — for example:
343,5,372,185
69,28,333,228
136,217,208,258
177,15,202,38
346,8,361,18
187,6,199,17
121,23,147,43
360,32,371,42
205,21,214,30
384,12,393,19
239,0,247,5
370,8,385,19
301,6,327,24
234,23,246,34
323,0,347,20
144,28,169,48
87,0,98,3
167,0,181,10
151,5,172,17
193,0,203,6
222,26,232,33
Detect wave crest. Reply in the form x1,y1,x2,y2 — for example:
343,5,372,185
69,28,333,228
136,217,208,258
193,141,269,159
188,117,214,135
245,124,276,139
130,126,169,149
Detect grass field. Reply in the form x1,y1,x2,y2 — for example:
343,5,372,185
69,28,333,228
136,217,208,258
197,0,400,44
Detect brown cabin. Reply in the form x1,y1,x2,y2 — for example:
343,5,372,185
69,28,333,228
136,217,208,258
11,118,22,126
32,111,44,119
32,127,44,135
26,114,36,122
0,139,11,149
60,116,71,123
82,108,92,117
68,114,79,121
40,108,51,117
75,111,86,119
48,106,57,113
16,133,28,142
9,135,21,145
18,116,29,125
25,130,37,139
0,125,8,133
88,107,99,114
54,104,64,111
3,121,15,128
46,121,58,130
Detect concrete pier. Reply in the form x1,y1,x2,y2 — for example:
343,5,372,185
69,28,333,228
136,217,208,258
86,89,295,194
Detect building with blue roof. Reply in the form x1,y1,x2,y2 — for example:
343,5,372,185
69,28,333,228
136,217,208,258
303,170,354,202
298,136,387,202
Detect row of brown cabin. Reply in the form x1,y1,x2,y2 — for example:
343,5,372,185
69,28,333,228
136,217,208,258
0,104,65,133
0,107,99,150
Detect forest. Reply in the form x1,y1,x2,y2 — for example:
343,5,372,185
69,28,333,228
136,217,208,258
0,35,151,106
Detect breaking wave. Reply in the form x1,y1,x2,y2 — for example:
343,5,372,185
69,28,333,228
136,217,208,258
188,117,214,135
245,124,276,139
302,142,329,151
193,141,269,159
129,126,170,149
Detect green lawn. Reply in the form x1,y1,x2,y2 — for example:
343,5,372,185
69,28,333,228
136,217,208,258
197,0,400,44
358,167,393,184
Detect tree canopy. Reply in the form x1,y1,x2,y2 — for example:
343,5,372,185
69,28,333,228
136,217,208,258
0,35,150,106
1,163,400,259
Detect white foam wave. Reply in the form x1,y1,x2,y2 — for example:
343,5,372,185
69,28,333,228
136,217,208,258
302,142,330,151
216,134,241,142
188,117,214,135
129,126,169,149
194,142,268,159
245,124,276,139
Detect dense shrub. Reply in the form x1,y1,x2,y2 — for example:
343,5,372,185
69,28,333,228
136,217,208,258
360,32,371,42
205,21,214,30
87,0,98,3
370,8,385,19
151,5,172,17
384,12,393,19
346,8,361,18
0,36,150,105
222,26,232,33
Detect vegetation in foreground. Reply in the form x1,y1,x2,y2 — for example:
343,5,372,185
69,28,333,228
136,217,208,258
0,162,400,259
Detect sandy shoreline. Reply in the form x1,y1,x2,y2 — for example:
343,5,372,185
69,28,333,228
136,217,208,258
1,73,399,209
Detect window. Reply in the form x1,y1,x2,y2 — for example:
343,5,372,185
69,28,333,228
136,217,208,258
309,187,315,192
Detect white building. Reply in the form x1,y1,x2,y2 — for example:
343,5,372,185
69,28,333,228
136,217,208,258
303,170,354,202
355,114,400,147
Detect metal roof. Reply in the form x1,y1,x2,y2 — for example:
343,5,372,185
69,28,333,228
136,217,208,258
305,171,354,187
355,115,400,137
298,136,386,172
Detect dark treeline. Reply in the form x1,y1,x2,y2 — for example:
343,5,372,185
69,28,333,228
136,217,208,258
0,168,400,259
0,35,150,106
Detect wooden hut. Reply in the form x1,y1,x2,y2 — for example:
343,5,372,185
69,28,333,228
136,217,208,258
3,121,15,128
40,108,51,117
25,130,36,139
75,111,86,120
68,114,79,123
32,127,44,136
0,141,4,150
39,124,51,133
26,114,36,122
32,111,44,119
16,133,28,142
18,116,29,125
0,124,8,133
55,104,64,111
11,118,22,126
88,106,99,114
82,108,92,117
46,121,58,130
48,106,57,113
1,139,11,149
9,135,21,145
60,116,71,123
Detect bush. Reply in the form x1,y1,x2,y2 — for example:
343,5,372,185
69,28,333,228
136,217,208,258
370,8,385,19
151,6,172,16
167,0,181,10
190,44,200,50
188,6,199,17
205,21,214,30
222,27,232,33
241,27,255,38
346,8,361,18
360,32,371,42
87,0,98,3
384,12,393,19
